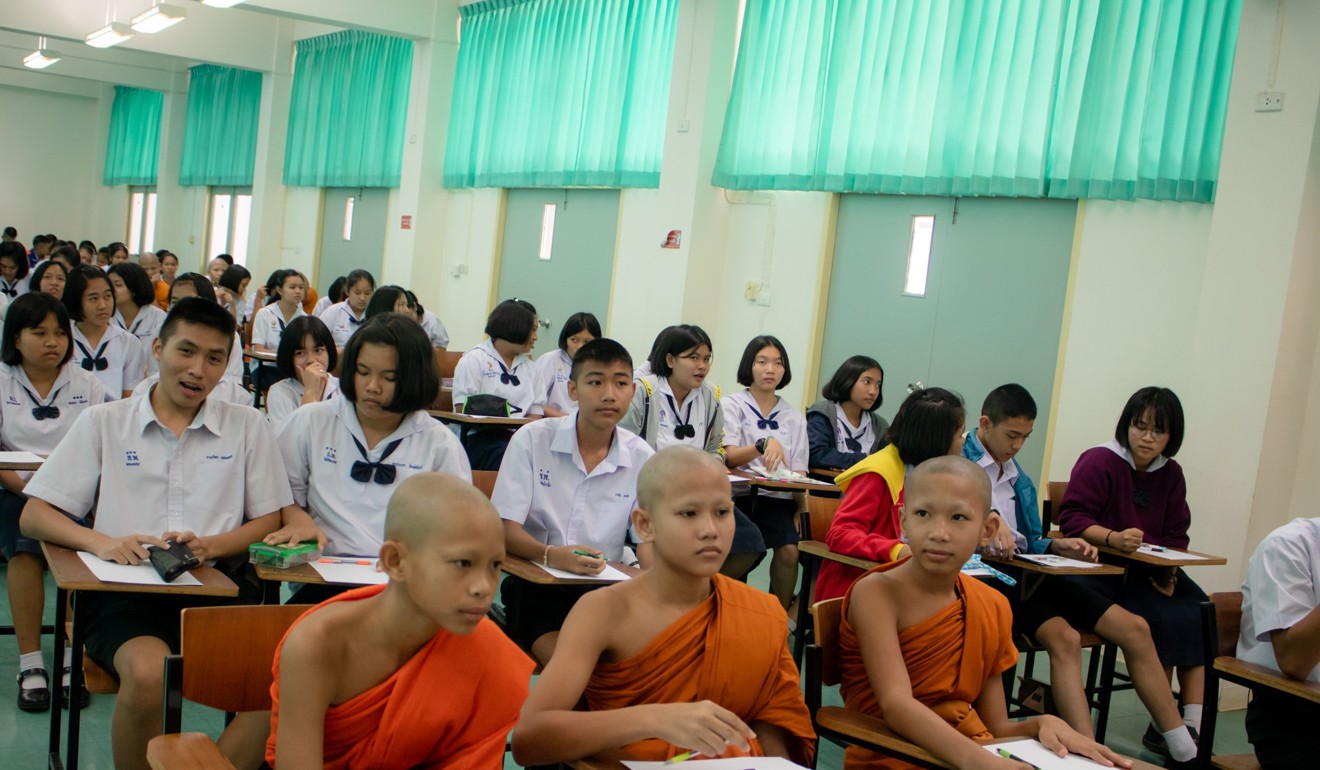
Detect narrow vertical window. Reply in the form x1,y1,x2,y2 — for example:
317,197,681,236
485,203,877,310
128,192,145,253
210,193,232,257
343,196,356,241
142,193,157,253
539,203,556,261
903,215,935,297
231,194,252,264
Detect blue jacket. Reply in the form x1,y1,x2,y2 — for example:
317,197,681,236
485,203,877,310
962,432,1050,554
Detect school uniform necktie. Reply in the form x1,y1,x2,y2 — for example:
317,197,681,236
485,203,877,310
842,425,863,453
22,384,62,421
349,434,402,485
665,394,696,440
348,314,363,326
497,361,520,387
76,340,109,372
0,283,15,299
750,404,780,431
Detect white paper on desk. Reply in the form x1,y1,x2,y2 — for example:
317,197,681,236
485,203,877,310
983,740,1112,768
77,551,202,586
310,561,388,585
535,562,631,582
1016,553,1107,569
755,470,834,486
624,759,810,770
727,474,753,484
0,451,43,464
1137,544,1211,560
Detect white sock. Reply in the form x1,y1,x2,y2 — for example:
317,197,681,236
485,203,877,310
1163,725,1196,761
1182,703,1203,733
18,652,46,690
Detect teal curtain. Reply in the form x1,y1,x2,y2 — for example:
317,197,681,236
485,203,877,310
103,86,163,186
444,0,679,189
283,31,413,187
180,65,263,187
713,0,1240,202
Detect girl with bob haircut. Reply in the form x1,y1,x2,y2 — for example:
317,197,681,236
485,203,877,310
365,285,412,319
215,265,252,327
537,312,601,417
63,264,145,400
0,241,30,300
0,294,105,712
28,260,67,301
452,298,546,470
108,262,167,346
266,315,340,426
317,269,375,349
722,334,809,610
266,313,470,603
814,386,969,602
313,275,346,317
807,355,888,470
1057,387,1207,748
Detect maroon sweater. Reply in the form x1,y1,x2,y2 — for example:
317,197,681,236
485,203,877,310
1057,446,1191,549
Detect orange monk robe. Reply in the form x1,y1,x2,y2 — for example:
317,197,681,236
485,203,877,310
154,279,170,310
265,585,534,770
584,575,817,765
838,561,1018,770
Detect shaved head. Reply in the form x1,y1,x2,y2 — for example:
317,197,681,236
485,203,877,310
384,473,501,547
138,253,160,268
906,456,991,514
637,446,728,511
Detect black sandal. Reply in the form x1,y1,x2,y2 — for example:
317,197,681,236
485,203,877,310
17,667,50,712
61,666,91,710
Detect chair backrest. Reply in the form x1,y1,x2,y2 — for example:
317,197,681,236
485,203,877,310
472,469,498,499
1043,481,1068,531
812,597,845,687
1211,592,1243,658
179,604,310,713
438,350,462,380
806,494,842,541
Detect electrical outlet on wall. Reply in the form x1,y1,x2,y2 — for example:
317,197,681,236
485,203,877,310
744,281,759,301
1255,91,1284,112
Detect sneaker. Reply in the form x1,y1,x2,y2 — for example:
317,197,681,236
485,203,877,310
16,667,50,713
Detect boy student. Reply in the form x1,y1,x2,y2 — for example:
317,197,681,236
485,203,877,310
20,297,294,770
839,457,1128,770
267,473,533,770
512,446,816,766
963,385,1199,762
1237,516,1320,769
492,338,654,663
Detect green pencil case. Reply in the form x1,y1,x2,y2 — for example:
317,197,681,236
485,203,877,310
248,541,321,569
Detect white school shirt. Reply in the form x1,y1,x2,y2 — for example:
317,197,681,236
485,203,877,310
536,349,575,415
452,340,546,416
969,435,1026,550
317,301,367,349
834,409,875,454
114,304,167,375
72,323,146,400
654,377,714,451
312,296,332,317
1238,517,1320,683
721,390,808,500
421,310,450,349
250,303,306,351
277,397,472,558
0,363,106,482
492,416,654,562
265,374,341,426
0,276,27,302
24,393,293,539
131,375,253,407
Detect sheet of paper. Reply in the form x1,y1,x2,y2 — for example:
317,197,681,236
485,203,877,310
77,551,202,587
1015,553,1107,569
983,740,1112,768
535,562,631,582
756,470,835,486
623,758,810,770
0,451,44,464
1137,544,1211,560
728,474,753,484
310,560,388,585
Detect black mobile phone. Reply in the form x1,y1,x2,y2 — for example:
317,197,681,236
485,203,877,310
148,540,200,582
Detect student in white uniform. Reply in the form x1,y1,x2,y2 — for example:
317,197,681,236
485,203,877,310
452,298,547,470
265,315,341,426
1238,516,1320,769
317,269,374,350
20,298,293,770
161,273,247,392
537,312,600,418
109,263,167,375
364,285,412,319
250,269,307,392
721,335,809,611
619,324,765,579
28,260,67,301
64,264,145,400
493,338,652,663
216,265,252,331
312,276,345,319
0,241,30,301
267,313,470,603
0,295,106,713
406,290,450,349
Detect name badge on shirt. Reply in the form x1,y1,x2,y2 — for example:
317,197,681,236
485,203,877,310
322,446,338,465
538,468,552,488
4,396,18,407
125,450,140,467
67,395,88,405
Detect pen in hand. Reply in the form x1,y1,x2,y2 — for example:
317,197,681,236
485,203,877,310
997,748,1042,770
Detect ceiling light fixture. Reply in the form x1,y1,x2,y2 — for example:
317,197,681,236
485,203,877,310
201,0,246,7
131,3,187,33
23,37,61,69
85,22,134,48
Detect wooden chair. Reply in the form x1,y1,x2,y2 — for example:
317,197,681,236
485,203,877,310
472,469,498,499
430,349,463,412
793,492,846,665
146,604,311,770
1042,480,1068,531
804,597,951,769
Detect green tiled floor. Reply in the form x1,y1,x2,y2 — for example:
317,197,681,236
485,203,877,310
0,562,1253,769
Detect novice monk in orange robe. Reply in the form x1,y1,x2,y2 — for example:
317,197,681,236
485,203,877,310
839,457,1131,770
512,446,816,766
266,473,534,770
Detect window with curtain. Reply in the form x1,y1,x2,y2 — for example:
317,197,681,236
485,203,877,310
180,65,263,187
444,0,679,189
283,30,414,188
713,0,1241,203
104,86,163,186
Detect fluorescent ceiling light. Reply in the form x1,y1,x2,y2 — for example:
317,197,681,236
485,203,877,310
23,48,61,69
85,22,134,48
131,3,187,33
201,0,246,7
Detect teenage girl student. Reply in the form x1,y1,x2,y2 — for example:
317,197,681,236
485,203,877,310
407,290,450,349
721,335,809,610
313,275,345,318
0,241,30,300
265,316,341,426
250,270,307,355
1057,387,1208,752
807,355,889,470
215,265,252,330
0,294,106,713
267,313,471,603
317,269,374,350
537,312,600,417
63,265,145,400
28,260,67,300
364,285,412,319
78,241,97,265
108,263,168,371
452,298,547,470
48,246,80,274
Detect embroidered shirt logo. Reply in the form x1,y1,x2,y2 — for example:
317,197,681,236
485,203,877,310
125,450,140,467
538,468,551,488
323,446,337,464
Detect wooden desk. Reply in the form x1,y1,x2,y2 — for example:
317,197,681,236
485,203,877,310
0,454,43,471
1214,657,1320,704
798,540,878,572
809,467,841,480
730,469,841,494
983,554,1124,603
428,410,535,428
242,347,277,363
43,543,237,770
500,553,628,586
1095,544,1227,567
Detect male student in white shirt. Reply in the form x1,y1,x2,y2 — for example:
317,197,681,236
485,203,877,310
1238,516,1320,769
20,297,293,770
492,338,653,663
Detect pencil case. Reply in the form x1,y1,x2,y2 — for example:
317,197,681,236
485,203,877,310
248,541,321,569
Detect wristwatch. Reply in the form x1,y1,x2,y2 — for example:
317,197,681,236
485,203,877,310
755,438,768,454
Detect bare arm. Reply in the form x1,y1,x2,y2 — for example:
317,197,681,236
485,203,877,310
1271,604,1320,680
0,470,26,496
975,671,1128,768
20,496,165,564
1078,524,1142,552
272,619,339,770
501,519,604,575
264,505,328,549
165,512,281,564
